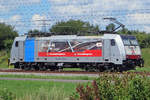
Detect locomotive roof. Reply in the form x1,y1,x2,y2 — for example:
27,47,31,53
15,35,27,41
35,35,102,40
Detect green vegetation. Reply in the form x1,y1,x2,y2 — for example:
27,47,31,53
50,20,100,36
0,51,13,68
0,23,18,51
129,48,150,72
132,67,150,72
0,51,9,68
1,73,150,100
142,48,150,67
71,73,150,100
0,80,79,100
0,74,96,80
63,68,84,71
0,88,16,100
20,87,67,100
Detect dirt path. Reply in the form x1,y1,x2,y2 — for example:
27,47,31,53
0,77,92,83
0,71,99,77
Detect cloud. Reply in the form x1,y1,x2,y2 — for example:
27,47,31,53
48,0,146,23
49,0,69,4
126,13,150,25
97,0,143,10
48,0,150,33
53,5,83,15
10,15,21,22
143,26,150,33
0,15,23,33
124,13,150,33
1,0,150,34
0,5,10,12
31,14,47,30
49,0,144,15
49,0,92,5
20,0,41,3
49,0,93,14
0,0,41,12
0,15,22,24
9,15,23,31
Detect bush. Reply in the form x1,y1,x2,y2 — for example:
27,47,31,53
0,88,16,100
70,73,150,100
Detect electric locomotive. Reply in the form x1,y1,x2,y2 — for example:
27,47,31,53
9,33,144,71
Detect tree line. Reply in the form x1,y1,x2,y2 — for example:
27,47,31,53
0,20,150,51
0,23,18,51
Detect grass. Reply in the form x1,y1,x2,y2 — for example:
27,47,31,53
129,67,150,72
63,68,84,71
0,51,9,68
19,87,68,100
0,80,80,99
0,74,96,80
141,48,150,67
129,48,150,72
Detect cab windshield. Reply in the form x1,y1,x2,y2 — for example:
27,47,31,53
121,35,139,46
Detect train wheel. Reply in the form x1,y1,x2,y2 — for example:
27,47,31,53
98,68,105,72
30,66,36,71
20,65,25,70
85,67,89,72
24,66,31,71
39,66,47,71
14,63,19,69
35,66,39,71
84,64,92,72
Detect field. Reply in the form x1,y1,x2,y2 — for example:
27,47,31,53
1,73,150,100
129,48,150,72
0,74,96,80
141,48,150,67
0,48,150,100
0,51,9,68
0,80,80,100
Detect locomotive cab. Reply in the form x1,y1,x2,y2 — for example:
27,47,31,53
121,35,144,67
103,34,144,69
9,36,26,68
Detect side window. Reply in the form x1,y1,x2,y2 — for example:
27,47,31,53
49,42,72,52
15,41,18,47
70,40,102,52
40,40,50,52
111,39,116,46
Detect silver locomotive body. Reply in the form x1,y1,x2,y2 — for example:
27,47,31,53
9,34,144,71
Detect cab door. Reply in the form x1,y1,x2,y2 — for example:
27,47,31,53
103,39,111,62
18,41,24,61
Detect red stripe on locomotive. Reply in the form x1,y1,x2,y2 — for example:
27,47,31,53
38,50,102,57
126,55,141,59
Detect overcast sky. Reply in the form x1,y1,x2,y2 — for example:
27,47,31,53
0,0,150,34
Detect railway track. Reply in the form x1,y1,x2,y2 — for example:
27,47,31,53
0,68,150,76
